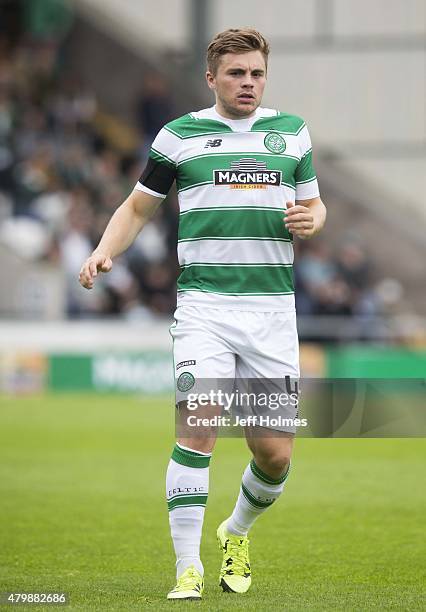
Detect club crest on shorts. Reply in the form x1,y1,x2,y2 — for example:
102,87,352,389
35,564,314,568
264,132,286,154
177,371,195,392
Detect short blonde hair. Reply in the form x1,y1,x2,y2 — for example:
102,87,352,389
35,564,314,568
207,28,270,75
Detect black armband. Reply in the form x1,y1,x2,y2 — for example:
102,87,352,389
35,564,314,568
139,158,176,195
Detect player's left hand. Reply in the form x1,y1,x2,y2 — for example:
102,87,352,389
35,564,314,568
283,201,315,239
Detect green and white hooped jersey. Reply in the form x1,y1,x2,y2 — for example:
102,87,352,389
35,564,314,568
136,106,320,311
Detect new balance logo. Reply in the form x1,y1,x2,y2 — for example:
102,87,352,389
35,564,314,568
205,139,222,148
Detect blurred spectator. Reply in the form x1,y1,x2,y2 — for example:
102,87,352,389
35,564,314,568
135,73,174,153
0,215,50,260
336,240,370,290
295,241,337,314
294,238,380,319
22,0,74,44
59,187,97,316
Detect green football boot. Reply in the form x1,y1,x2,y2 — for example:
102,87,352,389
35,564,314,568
167,565,204,600
217,520,251,593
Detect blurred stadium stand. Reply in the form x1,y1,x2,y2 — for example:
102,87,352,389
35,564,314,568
0,0,425,387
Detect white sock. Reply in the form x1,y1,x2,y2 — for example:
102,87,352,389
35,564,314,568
227,459,290,536
166,443,211,578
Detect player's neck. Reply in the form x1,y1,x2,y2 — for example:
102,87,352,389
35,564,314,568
214,104,258,121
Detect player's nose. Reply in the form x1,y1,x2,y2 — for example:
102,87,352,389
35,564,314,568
241,79,255,89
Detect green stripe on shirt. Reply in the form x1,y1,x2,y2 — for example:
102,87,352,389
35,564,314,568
178,207,292,242
178,263,294,295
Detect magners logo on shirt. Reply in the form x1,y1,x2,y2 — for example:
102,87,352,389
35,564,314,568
213,158,282,190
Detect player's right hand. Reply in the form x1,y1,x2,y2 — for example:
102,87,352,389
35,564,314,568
79,252,113,289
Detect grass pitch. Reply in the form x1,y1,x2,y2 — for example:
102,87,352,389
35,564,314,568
0,393,425,610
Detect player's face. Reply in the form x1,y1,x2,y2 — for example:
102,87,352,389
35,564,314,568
206,50,267,119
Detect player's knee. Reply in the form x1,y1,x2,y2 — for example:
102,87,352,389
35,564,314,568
268,453,291,475
255,450,291,478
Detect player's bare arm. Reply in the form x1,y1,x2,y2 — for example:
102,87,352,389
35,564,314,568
79,190,162,289
284,197,327,239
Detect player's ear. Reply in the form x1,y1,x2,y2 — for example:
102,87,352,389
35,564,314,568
206,71,216,91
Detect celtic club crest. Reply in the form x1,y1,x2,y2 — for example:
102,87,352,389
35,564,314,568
177,372,195,392
264,132,286,154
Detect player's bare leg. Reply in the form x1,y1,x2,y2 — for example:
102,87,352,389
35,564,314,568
177,401,221,454
245,429,293,479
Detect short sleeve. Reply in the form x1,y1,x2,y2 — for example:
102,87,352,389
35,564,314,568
295,124,320,201
135,127,180,198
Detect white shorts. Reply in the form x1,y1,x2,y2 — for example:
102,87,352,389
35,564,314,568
170,306,300,431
